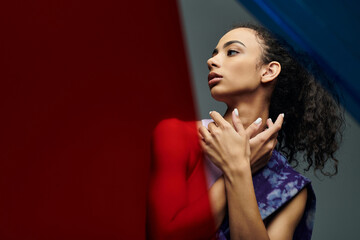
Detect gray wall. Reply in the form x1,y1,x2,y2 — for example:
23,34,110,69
177,0,360,239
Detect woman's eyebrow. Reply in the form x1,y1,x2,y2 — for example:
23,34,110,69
223,40,246,48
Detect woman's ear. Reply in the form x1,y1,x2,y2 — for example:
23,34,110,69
260,61,281,83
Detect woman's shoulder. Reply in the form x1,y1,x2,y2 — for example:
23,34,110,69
151,118,202,166
152,118,202,148
253,150,315,220
153,118,202,136
261,150,312,188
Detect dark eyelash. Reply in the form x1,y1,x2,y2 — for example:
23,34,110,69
227,50,239,56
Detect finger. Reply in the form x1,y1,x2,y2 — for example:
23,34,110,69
198,126,212,142
207,122,217,133
199,138,213,156
209,111,229,129
264,113,284,136
250,124,277,146
245,117,262,138
231,108,245,133
198,131,204,140
273,113,284,128
199,138,209,151
264,118,275,139
267,118,274,128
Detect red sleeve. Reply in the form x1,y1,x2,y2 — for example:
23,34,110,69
147,119,216,240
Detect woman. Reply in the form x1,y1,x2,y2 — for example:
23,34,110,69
147,24,343,239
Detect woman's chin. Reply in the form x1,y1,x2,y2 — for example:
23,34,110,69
210,88,229,102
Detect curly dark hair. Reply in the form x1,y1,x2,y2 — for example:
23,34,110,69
232,23,344,176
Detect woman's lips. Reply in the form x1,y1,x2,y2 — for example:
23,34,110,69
208,77,222,87
208,72,223,87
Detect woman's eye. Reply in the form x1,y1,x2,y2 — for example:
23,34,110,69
227,50,239,56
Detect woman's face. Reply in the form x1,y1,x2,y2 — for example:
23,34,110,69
207,28,264,101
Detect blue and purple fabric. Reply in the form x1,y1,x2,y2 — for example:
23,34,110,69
202,119,316,240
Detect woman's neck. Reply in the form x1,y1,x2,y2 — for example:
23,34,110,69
222,94,270,130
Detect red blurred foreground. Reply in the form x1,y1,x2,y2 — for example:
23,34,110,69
0,0,211,239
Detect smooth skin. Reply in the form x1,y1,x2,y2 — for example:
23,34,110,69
199,28,308,239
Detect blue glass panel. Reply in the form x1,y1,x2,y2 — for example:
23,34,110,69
238,0,360,122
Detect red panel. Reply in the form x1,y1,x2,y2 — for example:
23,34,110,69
0,0,199,239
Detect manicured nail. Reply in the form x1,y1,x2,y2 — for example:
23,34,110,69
209,111,213,115
254,117,262,125
280,113,285,118
233,108,239,117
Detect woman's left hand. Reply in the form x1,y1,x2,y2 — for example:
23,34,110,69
247,114,284,174
199,110,251,174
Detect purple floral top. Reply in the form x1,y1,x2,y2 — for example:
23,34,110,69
202,119,316,240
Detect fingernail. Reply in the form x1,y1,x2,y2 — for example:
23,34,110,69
209,111,213,115
280,113,285,118
254,117,262,125
233,108,239,117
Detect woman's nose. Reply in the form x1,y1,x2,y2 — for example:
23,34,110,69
207,56,220,70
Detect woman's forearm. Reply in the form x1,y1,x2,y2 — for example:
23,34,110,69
148,188,216,239
223,163,270,240
149,172,224,239
208,176,227,229
165,192,217,239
